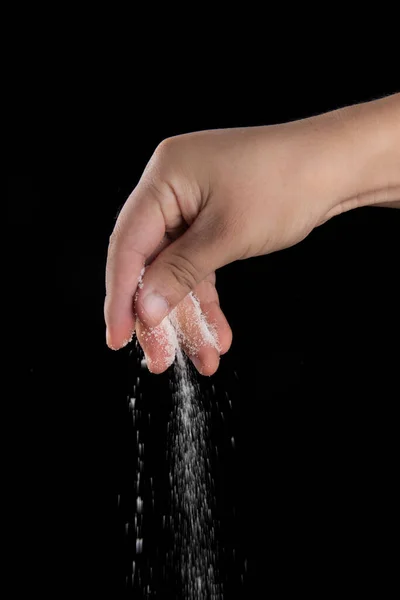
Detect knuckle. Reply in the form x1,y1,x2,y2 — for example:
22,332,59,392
147,178,174,206
152,135,189,175
206,271,216,286
153,136,179,165
156,136,174,153
143,137,183,198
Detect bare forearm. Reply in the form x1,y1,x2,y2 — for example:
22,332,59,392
337,93,400,211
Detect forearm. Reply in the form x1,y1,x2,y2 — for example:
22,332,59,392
336,93,400,211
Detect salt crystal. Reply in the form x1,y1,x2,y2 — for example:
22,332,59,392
136,497,143,513
138,266,145,289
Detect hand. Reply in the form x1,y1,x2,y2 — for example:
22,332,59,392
105,119,336,374
105,94,400,373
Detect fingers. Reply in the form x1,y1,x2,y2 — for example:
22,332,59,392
135,317,177,374
136,275,232,376
195,279,233,357
136,207,231,328
104,184,166,350
173,291,220,376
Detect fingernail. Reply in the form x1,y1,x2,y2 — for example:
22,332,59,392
141,293,169,325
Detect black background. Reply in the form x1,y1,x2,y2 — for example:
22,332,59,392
9,37,399,598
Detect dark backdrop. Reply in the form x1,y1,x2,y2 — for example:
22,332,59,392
10,53,399,598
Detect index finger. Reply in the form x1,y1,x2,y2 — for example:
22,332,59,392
104,184,165,350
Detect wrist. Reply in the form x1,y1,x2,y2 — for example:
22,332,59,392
332,94,400,209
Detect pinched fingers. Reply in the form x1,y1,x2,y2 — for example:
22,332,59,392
136,274,232,375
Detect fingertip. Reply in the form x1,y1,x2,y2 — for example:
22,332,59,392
146,353,176,374
146,358,166,374
201,301,232,355
219,321,233,355
200,360,220,377
191,349,220,376
136,318,176,374
104,292,136,350
105,325,135,351
105,327,116,350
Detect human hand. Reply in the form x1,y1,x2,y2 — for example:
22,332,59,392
105,94,400,373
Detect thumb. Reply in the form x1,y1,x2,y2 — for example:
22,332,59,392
136,209,228,327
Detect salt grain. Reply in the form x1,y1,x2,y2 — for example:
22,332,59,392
138,266,145,289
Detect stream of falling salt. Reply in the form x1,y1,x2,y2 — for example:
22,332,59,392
126,278,223,596
170,345,221,599
160,295,222,599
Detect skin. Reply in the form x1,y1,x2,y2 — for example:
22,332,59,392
105,93,400,374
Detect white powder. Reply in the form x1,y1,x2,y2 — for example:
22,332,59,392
168,328,222,599
132,277,222,596
126,360,150,592
138,266,145,289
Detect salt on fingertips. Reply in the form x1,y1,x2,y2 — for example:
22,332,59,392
142,291,219,372
166,291,219,359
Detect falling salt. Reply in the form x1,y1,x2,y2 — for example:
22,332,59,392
165,296,222,599
127,284,236,595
